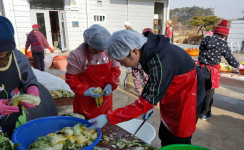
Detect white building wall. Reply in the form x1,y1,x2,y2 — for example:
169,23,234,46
64,0,88,50
85,0,128,33
2,0,170,51
86,0,154,33
66,0,155,50
3,0,32,50
128,0,154,32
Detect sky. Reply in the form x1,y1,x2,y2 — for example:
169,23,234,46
170,0,244,20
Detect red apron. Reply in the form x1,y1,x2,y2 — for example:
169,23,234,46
208,64,221,89
160,67,197,137
199,64,221,89
165,26,171,38
73,50,112,119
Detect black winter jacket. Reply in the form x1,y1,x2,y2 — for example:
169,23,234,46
198,35,239,68
140,32,205,106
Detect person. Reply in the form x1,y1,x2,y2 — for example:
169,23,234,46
25,24,54,71
88,29,205,147
124,24,149,96
129,28,153,96
143,28,153,33
0,16,57,137
57,31,62,50
205,31,213,37
165,19,173,43
124,21,133,30
65,24,121,120
197,20,244,120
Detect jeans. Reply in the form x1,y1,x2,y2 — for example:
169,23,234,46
32,51,44,71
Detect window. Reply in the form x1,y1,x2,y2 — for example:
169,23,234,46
93,15,106,22
0,0,5,16
97,0,102,7
29,0,64,10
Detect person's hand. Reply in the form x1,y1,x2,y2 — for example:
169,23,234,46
21,102,36,109
103,84,112,96
27,86,40,97
84,87,103,98
88,115,108,130
25,47,28,54
142,109,153,121
47,46,54,53
238,64,244,70
0,99,19,115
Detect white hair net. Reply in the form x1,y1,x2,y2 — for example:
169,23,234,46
83,24,111,50
124,21,131,26
107,29,147,60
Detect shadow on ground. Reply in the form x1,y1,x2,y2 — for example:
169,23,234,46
115,80,244,150
213,94,244,115
193,115,244,150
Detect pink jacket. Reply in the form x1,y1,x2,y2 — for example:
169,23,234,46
66,43,120,74
25,30,49,52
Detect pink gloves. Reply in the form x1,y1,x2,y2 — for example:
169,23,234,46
21,86,40,109
47,46,54,53
238,64,244,70
26,86,39,97
0,99,19,115
0,86,39,113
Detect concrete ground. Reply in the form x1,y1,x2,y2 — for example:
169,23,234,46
114,77,244,150
45,49,244,150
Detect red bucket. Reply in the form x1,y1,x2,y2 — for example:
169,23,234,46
240,69,244,75
52,55,68,69
27,57,35,68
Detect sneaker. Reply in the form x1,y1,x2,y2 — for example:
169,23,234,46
200,114,212,120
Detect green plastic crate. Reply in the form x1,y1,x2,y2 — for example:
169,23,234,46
159,144,210,150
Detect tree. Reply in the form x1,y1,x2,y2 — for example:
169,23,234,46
190,16,220,35
170,6,214,25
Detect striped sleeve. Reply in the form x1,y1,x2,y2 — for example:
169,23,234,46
141,54,175,105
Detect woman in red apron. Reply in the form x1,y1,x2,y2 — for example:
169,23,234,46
165,19,173,43
89,29,205,147
65,24,120,119
198,20,244,120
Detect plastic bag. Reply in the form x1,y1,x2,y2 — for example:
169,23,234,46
44,53,56,70
32,68,74,94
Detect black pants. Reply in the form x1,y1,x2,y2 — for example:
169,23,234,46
201,78,215,116
32,51,44,71
159,122,192,147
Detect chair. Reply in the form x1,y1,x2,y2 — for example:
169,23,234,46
124,70,132,86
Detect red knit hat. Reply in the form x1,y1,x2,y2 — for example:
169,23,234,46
142,28,153,34
32,24,39,28
213,20,229,36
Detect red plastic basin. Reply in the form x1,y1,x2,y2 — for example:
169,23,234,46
52,55,68,69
